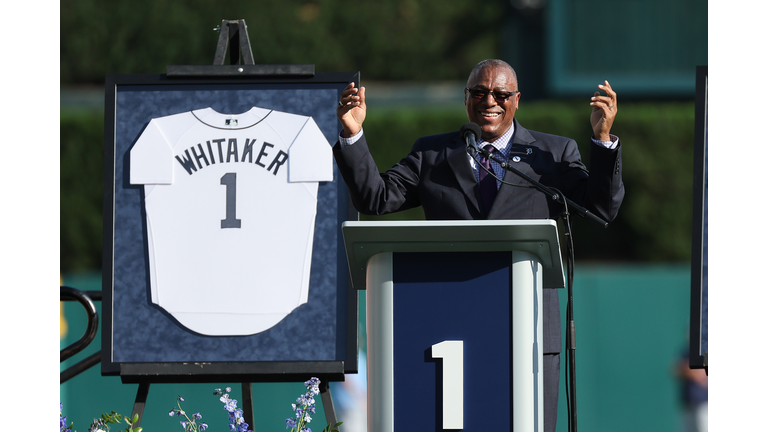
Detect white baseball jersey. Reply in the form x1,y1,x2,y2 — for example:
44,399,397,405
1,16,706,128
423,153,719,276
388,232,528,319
130,107,333,336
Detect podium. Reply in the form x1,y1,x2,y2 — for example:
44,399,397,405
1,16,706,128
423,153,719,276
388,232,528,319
342,220,565,432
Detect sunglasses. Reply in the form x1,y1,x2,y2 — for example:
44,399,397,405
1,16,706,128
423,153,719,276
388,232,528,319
465,87,518,102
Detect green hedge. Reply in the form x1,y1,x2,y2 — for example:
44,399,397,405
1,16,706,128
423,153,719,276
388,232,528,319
60,101,695,272
61,0,503,85
362,101,696,262
61,109,106,272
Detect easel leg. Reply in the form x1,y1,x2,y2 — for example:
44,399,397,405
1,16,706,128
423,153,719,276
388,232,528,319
319,380,339,430
131,381,150,428
242,382,255,431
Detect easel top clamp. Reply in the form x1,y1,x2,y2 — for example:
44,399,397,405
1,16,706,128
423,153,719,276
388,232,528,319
166,19,315,77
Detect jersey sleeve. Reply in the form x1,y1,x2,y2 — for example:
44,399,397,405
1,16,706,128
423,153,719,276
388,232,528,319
130,119,174,185
287,116,334,183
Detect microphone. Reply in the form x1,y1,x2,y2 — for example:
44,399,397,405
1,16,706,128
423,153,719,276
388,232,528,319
460,122,482,155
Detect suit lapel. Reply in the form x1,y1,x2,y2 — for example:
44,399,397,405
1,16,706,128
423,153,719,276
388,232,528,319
445,134,483,215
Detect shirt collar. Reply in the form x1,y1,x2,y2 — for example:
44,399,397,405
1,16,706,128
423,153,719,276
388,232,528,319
477,122,515,157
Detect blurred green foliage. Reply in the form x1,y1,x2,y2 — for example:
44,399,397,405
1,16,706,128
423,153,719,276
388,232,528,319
363,101,696,263
61,109,105,271
61,0,502,85
61,0,701,270
60,101,695,272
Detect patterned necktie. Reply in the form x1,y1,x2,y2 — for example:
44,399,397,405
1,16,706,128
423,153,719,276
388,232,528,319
478,145,497,214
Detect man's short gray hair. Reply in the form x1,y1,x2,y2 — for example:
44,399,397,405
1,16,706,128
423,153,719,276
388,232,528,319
467,59,518,86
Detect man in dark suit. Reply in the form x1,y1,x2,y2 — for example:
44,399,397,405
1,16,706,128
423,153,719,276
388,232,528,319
333,59,624,432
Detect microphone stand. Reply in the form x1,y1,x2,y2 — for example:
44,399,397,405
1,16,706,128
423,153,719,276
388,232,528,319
470,145,608,229
470,144,606,432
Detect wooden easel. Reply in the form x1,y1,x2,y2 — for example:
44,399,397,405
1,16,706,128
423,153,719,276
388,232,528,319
128,19,339,430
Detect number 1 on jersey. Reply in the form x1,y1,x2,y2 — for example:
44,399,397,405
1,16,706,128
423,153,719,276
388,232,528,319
220,172,241,229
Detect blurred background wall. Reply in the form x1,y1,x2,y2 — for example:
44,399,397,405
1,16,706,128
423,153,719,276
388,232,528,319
60,1,707,431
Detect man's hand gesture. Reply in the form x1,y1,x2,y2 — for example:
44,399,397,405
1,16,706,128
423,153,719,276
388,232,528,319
590,80,617,141
337,83,367,138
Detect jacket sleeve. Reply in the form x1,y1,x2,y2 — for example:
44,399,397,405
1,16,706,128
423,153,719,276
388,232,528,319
333,133,423,215
563,139,624,223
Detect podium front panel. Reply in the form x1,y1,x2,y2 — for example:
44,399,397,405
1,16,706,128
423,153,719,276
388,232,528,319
366,251,543,432
393,251,513,430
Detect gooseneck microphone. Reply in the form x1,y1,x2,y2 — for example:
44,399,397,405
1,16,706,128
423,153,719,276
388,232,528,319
460,122,482,156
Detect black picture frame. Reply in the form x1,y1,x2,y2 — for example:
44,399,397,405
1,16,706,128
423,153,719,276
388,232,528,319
101,72,359,383
689,65,708,370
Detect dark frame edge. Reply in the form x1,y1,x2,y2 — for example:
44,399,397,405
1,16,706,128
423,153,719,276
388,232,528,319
101,74,120,376
689,65,707,370
166,64,315,78
340,164,361,375
118,361,346,384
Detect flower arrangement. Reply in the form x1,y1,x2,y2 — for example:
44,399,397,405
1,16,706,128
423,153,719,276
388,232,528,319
61,377,342,432
59,403,143,432
60,403,73,432
170,387,250,432
168,394,208,432
285,378,342,432
86,412,143,432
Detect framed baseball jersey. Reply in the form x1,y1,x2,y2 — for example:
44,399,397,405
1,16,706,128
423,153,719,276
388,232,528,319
102,73,359,383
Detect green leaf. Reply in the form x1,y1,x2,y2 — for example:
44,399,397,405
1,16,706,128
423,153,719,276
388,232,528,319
322,421,343,432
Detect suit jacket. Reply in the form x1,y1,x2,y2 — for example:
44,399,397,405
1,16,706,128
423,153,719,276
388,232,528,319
333,118,625,353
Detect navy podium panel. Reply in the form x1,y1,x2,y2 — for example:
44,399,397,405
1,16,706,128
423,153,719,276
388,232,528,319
392,252,513,431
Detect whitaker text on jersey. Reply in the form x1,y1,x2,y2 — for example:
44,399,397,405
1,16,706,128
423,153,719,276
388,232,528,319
175,137,288,176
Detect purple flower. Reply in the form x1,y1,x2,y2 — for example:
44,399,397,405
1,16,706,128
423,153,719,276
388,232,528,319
304,377,321,396
285,379,323,432
222,394,239,413
89,418,107,432
200,422,209,431
59,403,73,432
